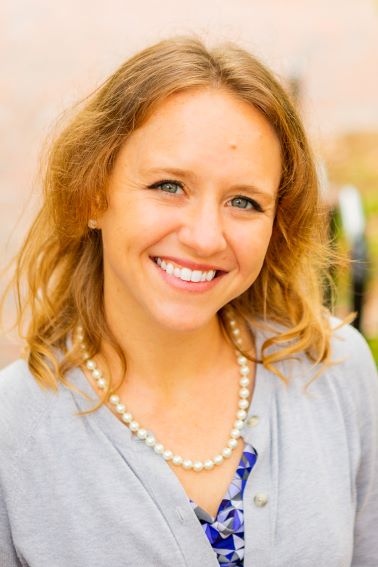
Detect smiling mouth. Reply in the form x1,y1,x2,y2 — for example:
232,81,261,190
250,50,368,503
151,256,225,282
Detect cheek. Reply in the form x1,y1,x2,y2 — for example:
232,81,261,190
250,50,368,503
236,221,273,274
101,196,155,237
101,197,177,259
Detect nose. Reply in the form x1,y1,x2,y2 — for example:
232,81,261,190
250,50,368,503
178,197,227,257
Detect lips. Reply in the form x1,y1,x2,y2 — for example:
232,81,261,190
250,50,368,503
150,255,227,292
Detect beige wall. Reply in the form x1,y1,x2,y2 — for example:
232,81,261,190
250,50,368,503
1,0,378,366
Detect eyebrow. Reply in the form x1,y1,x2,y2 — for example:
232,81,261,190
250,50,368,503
143,166,276,202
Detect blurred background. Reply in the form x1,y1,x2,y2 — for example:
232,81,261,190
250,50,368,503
1,0,377,367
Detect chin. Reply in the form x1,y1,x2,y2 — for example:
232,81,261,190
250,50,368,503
151,308,217,333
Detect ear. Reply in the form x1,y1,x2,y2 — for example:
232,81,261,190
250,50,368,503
88,192,106,229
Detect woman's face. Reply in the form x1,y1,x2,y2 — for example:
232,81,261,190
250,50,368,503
97,87,282,332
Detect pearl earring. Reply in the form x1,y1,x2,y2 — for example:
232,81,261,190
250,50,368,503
88,219,97,229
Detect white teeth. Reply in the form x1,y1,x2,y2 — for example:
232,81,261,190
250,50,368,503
180,268,192,281
191,270,202,283
166,263,174,275
154,257,217,283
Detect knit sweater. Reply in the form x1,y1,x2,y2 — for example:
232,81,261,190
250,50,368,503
0,320,377,566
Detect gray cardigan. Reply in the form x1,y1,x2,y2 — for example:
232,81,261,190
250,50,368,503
0,321,377,567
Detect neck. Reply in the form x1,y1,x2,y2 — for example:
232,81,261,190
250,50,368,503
99,303,234,400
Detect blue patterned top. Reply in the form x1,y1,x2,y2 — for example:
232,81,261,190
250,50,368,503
189,443,258,566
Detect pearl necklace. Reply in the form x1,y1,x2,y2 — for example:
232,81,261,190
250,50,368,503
76,310,252,473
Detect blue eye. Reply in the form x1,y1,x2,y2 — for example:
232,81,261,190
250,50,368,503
230,196,263,212
147,180,183,193
147,179,263,212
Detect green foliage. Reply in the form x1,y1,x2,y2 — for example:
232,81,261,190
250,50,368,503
367,337,378,366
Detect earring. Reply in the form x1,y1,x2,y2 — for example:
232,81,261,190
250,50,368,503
88,219,97,229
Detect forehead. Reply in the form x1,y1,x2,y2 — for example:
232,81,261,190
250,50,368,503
142,87,276,137
121,87,281,166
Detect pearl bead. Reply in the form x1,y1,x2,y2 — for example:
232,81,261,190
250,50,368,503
237,409,247,419
154,443,164,454
137,429,148,440
214,454,224,465
230,428,241,439
145,435,156,447
239,388,249,398
121,412,132,423
76,315,249,475
129,421,139,432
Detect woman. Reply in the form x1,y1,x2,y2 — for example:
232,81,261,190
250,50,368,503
0,35,377,567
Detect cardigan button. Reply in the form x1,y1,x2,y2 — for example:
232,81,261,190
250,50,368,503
254,493,268,507
246,415,259,427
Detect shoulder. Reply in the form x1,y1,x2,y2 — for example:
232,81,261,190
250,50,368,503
256,314,376,373
329,316,375,365
253,315,377,397
325,318,378,412
0,359,59,459
0,358,56,411
261,317,378,438
328,317,377,385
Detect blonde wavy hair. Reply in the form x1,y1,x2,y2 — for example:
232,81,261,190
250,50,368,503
2,35,344,412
